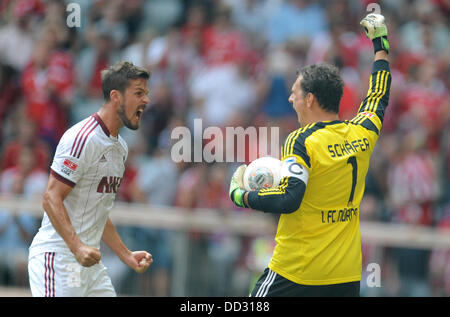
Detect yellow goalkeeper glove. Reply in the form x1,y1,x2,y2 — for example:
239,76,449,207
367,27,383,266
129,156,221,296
360,13,390,54
229,164,247,208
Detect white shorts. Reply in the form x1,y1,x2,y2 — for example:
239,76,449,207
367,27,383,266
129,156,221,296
28,252,116,297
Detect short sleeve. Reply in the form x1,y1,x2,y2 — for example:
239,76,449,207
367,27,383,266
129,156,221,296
50,130,90,187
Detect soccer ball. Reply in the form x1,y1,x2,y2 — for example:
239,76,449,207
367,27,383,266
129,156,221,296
243,156,282,191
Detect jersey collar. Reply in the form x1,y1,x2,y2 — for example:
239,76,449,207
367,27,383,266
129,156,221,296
92,113,110,137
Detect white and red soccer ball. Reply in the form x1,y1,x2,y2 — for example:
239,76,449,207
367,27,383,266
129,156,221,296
243,156,282,191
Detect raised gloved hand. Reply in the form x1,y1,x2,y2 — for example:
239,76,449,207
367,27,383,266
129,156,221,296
229,164,247,208
360,13,390,54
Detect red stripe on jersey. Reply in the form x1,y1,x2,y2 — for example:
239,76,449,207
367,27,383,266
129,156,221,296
71,117,95,157
75,122,98,158
72,118,97,159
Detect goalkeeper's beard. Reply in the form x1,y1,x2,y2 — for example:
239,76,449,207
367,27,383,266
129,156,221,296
117,102,139,130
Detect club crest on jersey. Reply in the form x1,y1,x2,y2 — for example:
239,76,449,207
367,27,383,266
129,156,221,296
96,176,122,194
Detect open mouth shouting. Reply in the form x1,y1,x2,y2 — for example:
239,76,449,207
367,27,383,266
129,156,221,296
135,105,146,121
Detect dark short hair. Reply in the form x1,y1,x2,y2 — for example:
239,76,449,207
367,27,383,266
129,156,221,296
298,63,344,113
101,61,150,101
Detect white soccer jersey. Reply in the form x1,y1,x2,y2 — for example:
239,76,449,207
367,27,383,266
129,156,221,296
29,113,128,258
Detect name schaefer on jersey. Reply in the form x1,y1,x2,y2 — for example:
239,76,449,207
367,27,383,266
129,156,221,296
327,137,370,158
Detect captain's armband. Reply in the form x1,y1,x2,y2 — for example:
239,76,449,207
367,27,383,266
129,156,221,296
281,157,309,185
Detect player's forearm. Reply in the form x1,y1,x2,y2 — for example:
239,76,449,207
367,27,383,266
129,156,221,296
102,217,132,263
357,58,391,121
42,191,83,254
246,177,306,214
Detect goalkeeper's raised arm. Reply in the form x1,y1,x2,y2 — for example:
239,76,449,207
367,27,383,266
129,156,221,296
352,13,392,134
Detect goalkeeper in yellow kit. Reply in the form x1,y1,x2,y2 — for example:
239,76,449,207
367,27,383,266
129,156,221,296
229,14,392,296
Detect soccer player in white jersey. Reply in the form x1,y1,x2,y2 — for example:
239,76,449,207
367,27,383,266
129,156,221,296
28,61,153,297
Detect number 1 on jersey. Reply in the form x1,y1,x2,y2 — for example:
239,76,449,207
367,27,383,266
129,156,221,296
347,156,357,206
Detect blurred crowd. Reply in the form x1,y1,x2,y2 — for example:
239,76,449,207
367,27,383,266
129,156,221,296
0,0,448,296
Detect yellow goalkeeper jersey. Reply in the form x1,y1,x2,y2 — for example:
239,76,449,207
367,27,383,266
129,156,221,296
267,62,391,285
